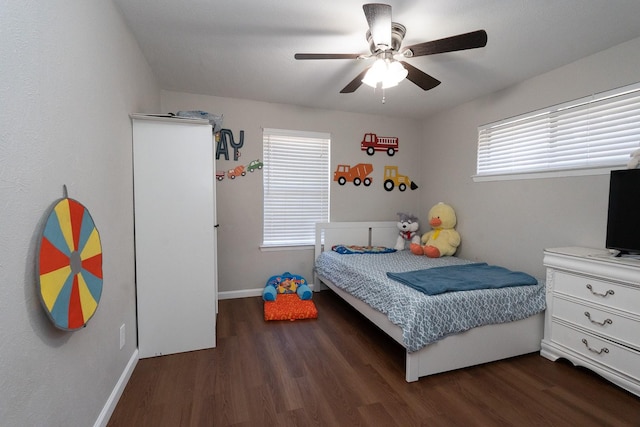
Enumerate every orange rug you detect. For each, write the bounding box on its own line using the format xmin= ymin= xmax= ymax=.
xmin=264 ymin=294 xmax=318 ymax=321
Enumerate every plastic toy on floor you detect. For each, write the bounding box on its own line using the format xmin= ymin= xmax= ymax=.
xmin=262 ymin=272 xmax=312 ymax=301
xmin=263 ymin=272 xmax=317 ymax=321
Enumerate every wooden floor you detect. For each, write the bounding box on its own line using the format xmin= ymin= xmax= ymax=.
xmin=108 ymin=291 xmax=640 ymax=427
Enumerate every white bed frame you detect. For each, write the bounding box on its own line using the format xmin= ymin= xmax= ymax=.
xmin=314 ymin=221 xmax=544 ymax=382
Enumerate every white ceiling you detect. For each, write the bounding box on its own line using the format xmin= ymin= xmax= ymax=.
xmin=114 ymin=0 xmax=640 ymax=120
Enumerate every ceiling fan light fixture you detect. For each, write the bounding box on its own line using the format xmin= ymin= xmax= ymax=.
xmin=361 ymin=74 xmax=379 ymax=89
xmin=362 ymin=58 xmax=407 ymax=89
xmin=362 ymin=58 xmax=387 ymax=88
xmin=388 ymin=60 xmax=408 ymax=80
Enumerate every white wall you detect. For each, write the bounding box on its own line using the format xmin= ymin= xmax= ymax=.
xmin=0 ymin=2 xmax=159 ymax=426
xmin=161 ymin=91 xmax=422 ymax=294
xmin=418 ymin=37 xmax=640 ymax=278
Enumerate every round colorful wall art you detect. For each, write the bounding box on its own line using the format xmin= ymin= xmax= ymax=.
xmin=37 ymin=196 xmax=103 ymax=331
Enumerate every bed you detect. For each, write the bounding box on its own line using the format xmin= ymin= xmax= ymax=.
xmin=313 ymin=221 xmax=546 ymax=382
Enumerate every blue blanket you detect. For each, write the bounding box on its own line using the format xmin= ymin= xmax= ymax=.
xmin=386 ymin=262 xmax=538 ymax=296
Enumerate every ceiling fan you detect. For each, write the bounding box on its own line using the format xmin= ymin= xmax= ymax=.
xmin=294 ymin=3 xmax=487 ymax=94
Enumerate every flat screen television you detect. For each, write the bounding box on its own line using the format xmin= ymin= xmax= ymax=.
xmin=606 ymin=168 xmax=640 ymax=256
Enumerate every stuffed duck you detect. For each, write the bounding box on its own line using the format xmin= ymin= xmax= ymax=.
xmin=410 ymin=202 xmax=461 ymax=258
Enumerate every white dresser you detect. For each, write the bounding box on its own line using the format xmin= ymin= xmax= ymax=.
xmin=541 ymin=247 xmax=640 ymax=396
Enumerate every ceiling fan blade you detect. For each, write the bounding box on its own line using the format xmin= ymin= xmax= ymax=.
xmin=340 ymin=67 xmax=371 ymax=93
xmin=402 ymin=30 xmax=488 ymax=58
xmin=295 ymin=53 xmax=362 ymax=60
xmin=399 ymin=61 xmax=441 ymax=91
xmin=363 ymin=3 xmax=392 ymax=50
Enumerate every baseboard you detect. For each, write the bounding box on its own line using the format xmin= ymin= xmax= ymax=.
xmin=219 ymin=283 xmax=319 ymax=300
xmin=219 ymin=288 xmax=262 ymax=300
xmin=93 ymin=349 xmax=139 ymax=427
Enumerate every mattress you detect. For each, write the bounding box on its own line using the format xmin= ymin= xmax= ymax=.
xmin=314 ymin=250 xmax=546 ymax=352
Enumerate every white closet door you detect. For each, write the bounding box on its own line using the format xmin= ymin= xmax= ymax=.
xmin=133 ymin=116 xmax=216 ymax=358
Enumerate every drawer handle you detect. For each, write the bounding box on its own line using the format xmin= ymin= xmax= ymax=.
xmin=584 ymin=312 xmax=613 ymax=326
xmin=581 ymin=338 xmax=609 ymax=355
xmin=586 ymin=284 xmax=614 ymax=297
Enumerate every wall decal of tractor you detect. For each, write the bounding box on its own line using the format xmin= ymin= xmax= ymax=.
xmin=383 ymin=166 xmax=418 ymax=191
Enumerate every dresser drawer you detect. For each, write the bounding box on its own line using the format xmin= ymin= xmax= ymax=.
xmin=552 ymin=297 xmax=640 ymax=350
xmin=550 ymin=321 xmax=640 ymax=381
xmin=552 ymin=271 xmax=640 ymax=314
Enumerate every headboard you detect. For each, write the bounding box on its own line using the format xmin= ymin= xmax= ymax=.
xmin=314 ymin=221 xmax=399 ymax=259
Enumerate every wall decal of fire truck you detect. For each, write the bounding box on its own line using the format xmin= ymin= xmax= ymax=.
xmin=333 ymin=163 xmax=373 ymax=186
xmin=360 ymin=133 xmax=398 ymax=156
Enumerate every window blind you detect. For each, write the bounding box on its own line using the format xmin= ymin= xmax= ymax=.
xmin=477 ymin=82 xmax=640 ymax=177
xmin=262 ymin=128 xmax=330 ymax=246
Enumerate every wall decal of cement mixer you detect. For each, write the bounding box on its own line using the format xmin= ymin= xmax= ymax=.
xmin=333 ymin=163 xmax=373 ymax=186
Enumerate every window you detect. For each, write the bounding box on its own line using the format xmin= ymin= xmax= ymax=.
xmin=476 ymin=82 xmax=640 ymax=180
xmin=262 ymin=128 xmax=330 ymax=247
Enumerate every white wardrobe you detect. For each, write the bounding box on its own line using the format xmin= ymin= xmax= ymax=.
xmin=131 ymin=114 xmax=218 ymax=358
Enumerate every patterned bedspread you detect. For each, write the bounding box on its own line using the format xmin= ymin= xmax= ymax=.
xmin=314 ymin=250 xmax=546 ymax=352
